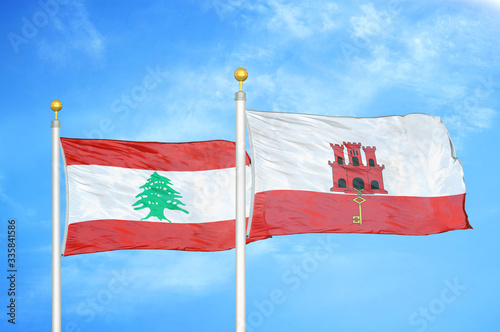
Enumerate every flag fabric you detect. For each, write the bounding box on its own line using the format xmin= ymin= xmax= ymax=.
xmin=245 ymin=110 xmax=471 ymax=238
xmin=61 ymin=138 xmax=268 ymax=256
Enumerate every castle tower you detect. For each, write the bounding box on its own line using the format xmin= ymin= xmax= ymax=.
xmin=363 ymin=146 xmax=378 ymax=167
xmin=344 ymin=142 xmax=362 ymax=166
xmin=329 ymin=144 xmax=348 ymax=191
xmin=330 ymin=143 xmax=345 ymax=165
xmin=362 ymin=146 xmax=387 ymax=193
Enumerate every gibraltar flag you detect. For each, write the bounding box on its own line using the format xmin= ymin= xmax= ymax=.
xmin=246 ymin=110 xmax=471 ymax=237
xmin=60 ymin=138 xmax=267 ymax=256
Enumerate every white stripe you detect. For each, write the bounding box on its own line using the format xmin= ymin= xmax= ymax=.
xmin=246 ymin=110 xmax=465 ymax=197
xmin=66 ymin=165 xmax=251 ymax=224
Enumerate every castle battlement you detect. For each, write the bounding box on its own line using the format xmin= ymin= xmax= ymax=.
xmin=330 ymin=143 xmax=344 ymax=151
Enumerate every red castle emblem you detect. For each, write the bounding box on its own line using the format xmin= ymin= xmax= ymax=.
xmin=329 ymin=142 xmax=388 ymax=195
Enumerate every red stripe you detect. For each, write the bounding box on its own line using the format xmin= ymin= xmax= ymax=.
xmin=60 ymin=138 xmax=251 ymax=171
xmin=63 ymin=218 xmax=269 ymax=256
xmin=250 ymin=191 xmax=471 ymax=237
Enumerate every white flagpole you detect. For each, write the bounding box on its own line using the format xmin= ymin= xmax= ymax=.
xmin=51 ymin=100 xmax=62 ymax=332
xmin=234 ymin=68 xmax=248 ymax=332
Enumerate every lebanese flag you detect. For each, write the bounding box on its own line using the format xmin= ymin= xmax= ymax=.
xmin=246 ymin=110 xmax=471 ymax=238
xmin=60 ymin=138 xmax=268 ymax=256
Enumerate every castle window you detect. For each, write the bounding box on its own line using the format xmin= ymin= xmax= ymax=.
xmin=352 ymin=156 xmax=359 ymax=166
xmin=338 ymin=178 xmax=347 ymax=188
xmin=369 ymin=158 xmax=375 ymax=167
xmin=371 ymin=180 xmax=379 ymax=190
xmin=353 ymin=178 xmax=364 ymax=190
xmin=337 ymin=156 xmax=343 ymax=165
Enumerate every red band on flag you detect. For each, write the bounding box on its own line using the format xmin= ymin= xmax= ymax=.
xmin=250 ymin=190 xmax=471 ymax=237
xmin=61 ymin=138 xmax=251 ymax=171
xmin=64 ymin=218 xmax=268 ymax=256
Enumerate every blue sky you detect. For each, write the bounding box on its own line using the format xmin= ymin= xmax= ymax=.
xmin=1 ymin=0 xmax=500 ymax=331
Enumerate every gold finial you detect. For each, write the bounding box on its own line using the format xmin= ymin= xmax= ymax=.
xmin=234 ymin=68 xmax=248 ymax=91
xmin=51 ymin=100 xmax=62 ymax=120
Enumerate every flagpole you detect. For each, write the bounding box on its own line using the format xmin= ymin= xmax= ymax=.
xmin=234 ymin=68 xmax=248 ymax=332
xmin=51 ymin=100 xmax=62 ymax=332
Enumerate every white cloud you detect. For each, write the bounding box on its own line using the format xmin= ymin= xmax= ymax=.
xmin=129 ymin=65 xmax=237 ymax=142
xmin=409 ymin=37 xmax=439 ymax=61
xmin=265 ymin=0 xmax=339 ymax=38
xmin=350 ymin=3 xmax=394 ymax=39
xmin=442 ymin=104 xmax=497 ymax=152
xmin=207 ymin=0 xmax=339 ymax=39
xmin=229 ymin=44 xmax=276 ymax=64
xmin=37 ymin=0 xmax=105 ymax=64
xmin=444 ymin=106 xmax=496 ymax=132
xmin=450 ymin=0 xmax=500 ymax=11
xmin=466 ymin=107 xmax=496 ymax=128
xmin=337 ymin=2 xmax=499 ymax=129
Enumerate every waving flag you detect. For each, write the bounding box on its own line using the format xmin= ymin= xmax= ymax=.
xmin=246 ymin=110 xmax=471 ymax=238
xmin=61 ymin=138 xmax=267 ymax=256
